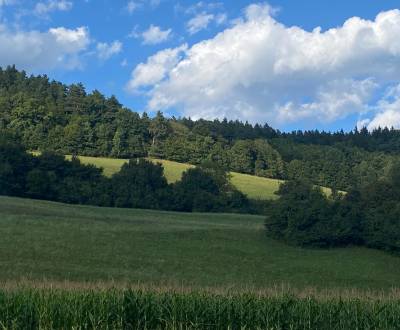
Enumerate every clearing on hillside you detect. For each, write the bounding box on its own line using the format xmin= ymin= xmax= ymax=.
xmin=71 ymin=155 xmax=286 ymax=200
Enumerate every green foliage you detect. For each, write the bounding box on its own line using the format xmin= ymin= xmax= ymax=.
xmin=229 ymin=139 xmax=284 ymax=178
xmin=170 ymin=161 xmax=249 ymax=212
xmin=0 ymin=288 xmax=400 ymax=329
xmin=0 ymin=137 xmax=251 ymax=213
xmin=0 ymin=133 xmax=32 ymax=196
xmin=7 ymin=65 xmax=400 ymax=191
xmin=111 ymin=158 xmax=170 ymax=209
xmin=266 ymin=180 xmax=352 ymax=247
xmin=70 ymin=155 xmax=287 ymax=200
xmin=357 ymin=162 xmax=400 ymax=252
xmin=267 ymin=162 xmax=400 ymax=253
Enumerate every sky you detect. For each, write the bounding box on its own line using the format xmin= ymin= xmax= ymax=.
xmin=1 ymin=1 xmax=400 ymax=132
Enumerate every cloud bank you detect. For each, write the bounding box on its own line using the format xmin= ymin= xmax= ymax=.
xmin=128 ymin=3 xmax=400 ymax=129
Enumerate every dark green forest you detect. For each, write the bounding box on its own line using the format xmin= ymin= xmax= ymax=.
xmin=2 ymin=66 xmax=400 ymax=191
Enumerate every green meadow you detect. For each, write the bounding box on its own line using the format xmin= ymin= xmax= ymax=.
xmin=1 ymin=196 xmax=399 ymax=291
xmin=70 ymin=155 xmax=285 ymax=200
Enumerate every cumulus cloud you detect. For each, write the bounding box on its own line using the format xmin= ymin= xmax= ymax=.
xmin=97 ymin=40 xmax=123 ymax=60
xmin=141 ymin=25 xmax=171 ymax=45
xmin=359 ymin=84 xmax=400 ymax=130
xmin=35 ymin=0 xmax=73 ymax=16
xmin=127 ymin=44 xmax=187 ymax=91
xmin=0 ymin=25 xmax=90 ymax=71
xmin=127 ymin=3 xmax=400 ymax=128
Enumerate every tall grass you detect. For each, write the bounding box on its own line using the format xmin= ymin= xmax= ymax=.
xmin=0 ymin=287 xmax=399 ymax=329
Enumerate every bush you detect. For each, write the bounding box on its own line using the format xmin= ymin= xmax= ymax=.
xmin=266 ymin=165 xmax=400 ymax=253
xmin=110 ymin=158 xmax=170 ymax=209
xmin=172 ymin=162 xmax=250 ymax=213
xmin=265 ymin=180 xmax=340 ymax=247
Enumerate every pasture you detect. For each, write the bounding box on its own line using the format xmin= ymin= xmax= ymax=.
xmin=1 ymin=196 xmax=399 ymax=291
xmin=73 ymin=155 xmax=285 ymax=200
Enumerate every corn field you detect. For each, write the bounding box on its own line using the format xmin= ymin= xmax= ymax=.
xmin=0 ymin=288 xmax=399 ymax=329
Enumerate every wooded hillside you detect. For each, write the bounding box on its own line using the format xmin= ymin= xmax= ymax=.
xmin=2 ymin=65 xmax=400 ymax=190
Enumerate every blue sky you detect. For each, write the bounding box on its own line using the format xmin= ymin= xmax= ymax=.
xmin=1 ymin=0 xmax=400 ymax=131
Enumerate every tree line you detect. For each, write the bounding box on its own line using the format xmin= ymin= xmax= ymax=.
xmin=2 ymin=66 xmax=400 ymax=191
xmin=0 ymin=134 xmax=252 ymax=214
xmin=265 ymin=165 xmax=400 ymax=253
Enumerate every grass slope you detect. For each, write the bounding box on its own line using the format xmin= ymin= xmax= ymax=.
xmin=72 ymin=155 xmax=284 ymax=200
xmin=1 ymin=196 xmax=399 ymax=291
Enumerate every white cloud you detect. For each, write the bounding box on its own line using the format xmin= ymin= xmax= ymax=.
xmin=97 ymin=40 xmax=123 ymax=60
xmin=277 ymin=79 xmax=377 ymax=123
xmin=127 ymin=44 xmax=187 ymax=91
xmin=0 ymin=25 xmax=90 ymax=71
xmin=184 ymin=1 xmax=228 ymax=34
xmin=187 ymin=12 xmax=214 ymax=34
xmin=35 ymin=0 xmax=73 ymax=16
xmin=141 ymin=25 xmax=171 ymax=45
xmin=367 ymin=108 xmax=400 ymax=130
xmin=359 ymin=84 xmax=400 ymax=130
xmin=181 ymin=1 xmax=224 ymax=15
xmin=127 ymin=4 xmax=400 ymax=128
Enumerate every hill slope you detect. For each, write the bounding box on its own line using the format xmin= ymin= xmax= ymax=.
xmin=71 ymin=155 xmax=333 ymax=200
xmin=1 ymin=196 xmax=399 ymax=290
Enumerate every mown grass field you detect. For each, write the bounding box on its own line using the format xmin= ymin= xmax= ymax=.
xmin=71 ymin=155 xmax=284 ymax=200
xmin=1 ymin=196 xmax=399 ymax=291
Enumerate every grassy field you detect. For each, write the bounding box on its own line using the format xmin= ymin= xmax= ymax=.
xmin=1 ymin=196 xmax=399 ymax=291
xmin=71 ymin=155 xmax=284 ymax=200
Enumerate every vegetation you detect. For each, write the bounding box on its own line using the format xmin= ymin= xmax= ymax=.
xmin=2 ymin=196 xmax=400 ymax=290
xmin=1 ymin=287 xmax=400 ymax=329
xmin=2 ymin=66 xmax=400 ymax=254
xmin=2 ymin=62 xmax=400 ymax=328
xmin=1 ymin=136 xmax=251 ymax=213
xmin=266 ymin=162 xmax=400 ymax=253
xmin=73 ymin=155 xmax=282 ymax=200
xmin=2 ymin=66 xmax=400 ymax=192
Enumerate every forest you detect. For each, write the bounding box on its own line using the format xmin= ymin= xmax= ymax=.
xmin=2 ymin=66 xmax=400 ymax=192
